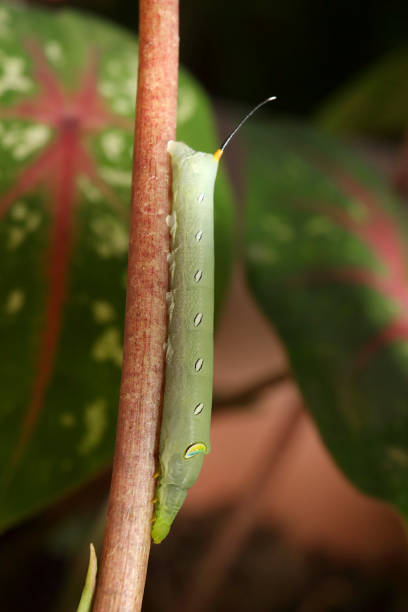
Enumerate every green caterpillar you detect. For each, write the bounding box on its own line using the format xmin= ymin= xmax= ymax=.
xmin=152 ymin=97 xmax=276 ymax=544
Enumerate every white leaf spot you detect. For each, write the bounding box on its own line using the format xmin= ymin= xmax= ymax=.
xmin=11 ymin=201 xmax=28 ymax=220
xmin=78 ymin=398 xmax=107 ymax=455
xmin=100 ymin=166 xmax=132 ymax=188
xmin=92 ymin=327 xmax=123 ymax=367
xmin=8 ymin=227 xmax=25 ymax=249
xmin=92 ymin=301 xmax=116 ymax=323
xmin=101 ymin=130 xmax=125 ymax=161
xmin=5 ymin=289 xmax=24 ymax=314
xmin=77 ymin=175 xmax=102 ymax=202
xmin=0 ymin=52 xmax=33 ymax=96
xmin=91 ymin=216 xmax=128 ymax=258
xmin=45 ymin=41 xmax=64 ymax=64
xmin=2 ymin=124 xmax=51 ymax=160
xmin=177 ymin=83 xmax=197 ymax=124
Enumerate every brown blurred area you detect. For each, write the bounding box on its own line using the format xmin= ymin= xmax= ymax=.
xmin=210 ymin=269 xmax=407 ymax=564
xmin=146 ymin=268 xmax=408 ymax=611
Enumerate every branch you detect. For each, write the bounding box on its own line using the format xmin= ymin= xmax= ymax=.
xmin=92 ymin=2 xmax=179 ymax=610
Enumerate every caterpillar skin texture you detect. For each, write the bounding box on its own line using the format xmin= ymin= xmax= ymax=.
xmin=151 ymin=141 xmax=219 ymax=544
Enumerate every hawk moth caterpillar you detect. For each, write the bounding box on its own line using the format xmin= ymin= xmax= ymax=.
xmin=151 ymin=97 xmax=276 ymax=544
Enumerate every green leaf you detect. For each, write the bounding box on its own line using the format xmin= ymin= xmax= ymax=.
xmin=315 ymin=47 xmax=408 ymax=137
xmin=76 ymin=543 xmax=97 ymax=612
xmin=245 ymin=121 xmax=408 ymax=518
xmin=0 ymin=4 xmax=234 ymax=532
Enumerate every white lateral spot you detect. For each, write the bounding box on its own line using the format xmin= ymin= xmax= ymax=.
xmin=169 ymin=211 xmax=177 ymax=239
xmin=194 ymin=402 xmax=204 ymax=415
xmin=166 ymin=214 xmax=175 ymax=228
xmin=193 ymin=313 xmax=203 ymax=327
xmin=197 ymin=193 xmax=204 ymax=204
xmin=195 ymin=358 xmax=203 ymax=372
xmin=166 ymin=211 xmax=177 ymax=242
xmin=194 ymin=269 xmax=203 ymax=282
xmin=169 ymin=259 xmax=176 ymax=281
xmin=167 ymin=295 xmax=175 ymax=322
xmin=166 ymin=340 xmax=174 ymax=363
xmin=195 ymin=230 xmax=203 ymax=242
xmin=5 ymin=289 xmax=24 ymax=314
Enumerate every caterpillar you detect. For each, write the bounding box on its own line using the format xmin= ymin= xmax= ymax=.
xmin=151 ymin=96 xmax=276 ymax=544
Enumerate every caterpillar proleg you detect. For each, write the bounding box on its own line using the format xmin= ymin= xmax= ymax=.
xmin=151 ymin=96 xmax=276 ymax=544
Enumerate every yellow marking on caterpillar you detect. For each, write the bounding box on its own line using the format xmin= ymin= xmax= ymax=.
xmin=213 ymin=148 xmax=223 ymax=161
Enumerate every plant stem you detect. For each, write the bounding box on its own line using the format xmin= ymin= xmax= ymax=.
xmin=92 ymin=2 xmax=179 ymax=610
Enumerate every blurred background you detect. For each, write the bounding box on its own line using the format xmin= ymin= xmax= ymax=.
xmin=29 ymin=0 xmax=408 ymax=119
xmin=1 ymin=0 xmax=408 ymax=610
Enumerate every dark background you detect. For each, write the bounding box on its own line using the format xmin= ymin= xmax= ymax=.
xmin=31 ymin=0 xmax=408 ymax=120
